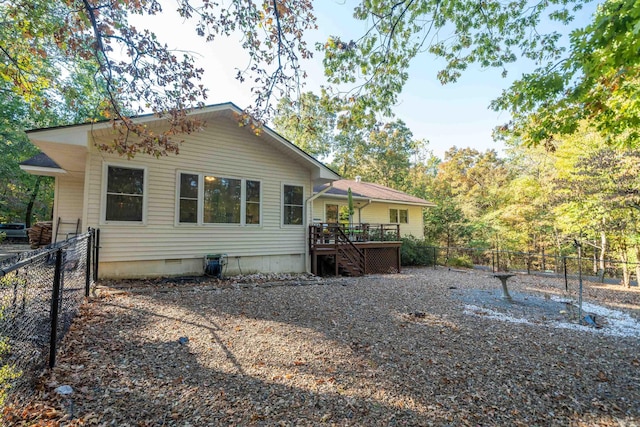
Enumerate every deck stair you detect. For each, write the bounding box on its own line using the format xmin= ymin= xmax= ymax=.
xmin=335 ymin=228 xmax=365 ymax=276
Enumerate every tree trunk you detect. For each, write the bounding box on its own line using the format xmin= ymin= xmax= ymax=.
xmin=599 ymin=230 xmax=607 ymax=282
xmin=635 ymin=245 xmax=640 ymax=288
xmin=620 ymin=250 xmax=630 ymax=288
xmin=24 ymin=176 xmax=42 ymax=228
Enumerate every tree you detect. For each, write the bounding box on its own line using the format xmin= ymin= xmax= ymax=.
xmin=423 ymin=179 xmax=472 ymax=251
xmin=272 ymin=92 xmax=336 ymax=158
xmin=0 ymin=93 xmax=54 ymax=225
xmin=317 ymin=0 xmax=640 ymax=150
xmin=1 ymin=0 xmax=316 ymax=157
xmin=5 ymin=0 xmax=636 ymax=159
xmin=492 ymin=0 xmax=640 ymax=148
xmin=354 ymin=120 xmax=424 ymax=190
xmin=0 ymin=62 xmax=105 ymax=225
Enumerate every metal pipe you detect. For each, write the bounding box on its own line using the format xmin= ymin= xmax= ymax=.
xmin=85 ymin=228 xmax=92 ymax=297
xmin=49 ymin=248 xmax=63 ymax=368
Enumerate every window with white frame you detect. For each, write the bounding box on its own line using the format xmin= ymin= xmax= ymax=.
xmin=283 ymin=184 xmax=304 ymax=225
xmin=204 ymin=176 xmax=241 ymax=224
xmin=105 ymin=165 xmax=145 ymax=222
xmin=179 ymin=173 xmax=199 ymax=223
xmin=389 ymin=208 xmax=408 ymax=224
xmin=177 ymin=172 xmax=261 ymax=225
xmin=245 ymin=180 xmax=261 ymax=224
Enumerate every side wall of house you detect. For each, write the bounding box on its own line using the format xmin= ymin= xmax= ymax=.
xmin=313 ymin=197 xmax=425 ymax=238
xmin=53 ymin=175 xmax=85 ymax=242
xmin=84 ymin=118 xmax=313 ymax=278
xmin=361 ymin=202 xmax=424 ymax=238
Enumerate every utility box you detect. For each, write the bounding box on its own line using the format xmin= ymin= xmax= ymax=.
xmin=204 ymin=254 xmax=227 ymax=278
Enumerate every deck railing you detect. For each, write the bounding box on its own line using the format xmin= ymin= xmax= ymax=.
xmin=309 ymin=223 xmax=400 ymax=247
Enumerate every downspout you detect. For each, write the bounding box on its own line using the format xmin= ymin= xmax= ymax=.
xmin=305 ymin=183 xmax=334 ymax=273
xmin=357 ymin=200 xmax=372 ymax=223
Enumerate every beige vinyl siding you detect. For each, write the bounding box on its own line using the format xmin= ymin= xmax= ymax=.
xmin=361 ymin=202 xmax=424 ymax=238
xmin=53 ymin=175 xmax=85 ymax=239
xmin=312 ymin=199 xmax=344 ymax=223
xmin=85 ymin=118 xmax=311 ymax=264
xmin=313 ymin=197 xmax=425 ymax=238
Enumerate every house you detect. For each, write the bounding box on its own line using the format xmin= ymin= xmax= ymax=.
xmin=308 ymin=178 xmax=434 ymax=276
xmin=20 ymin=103 xmax=340 ymax=278
xmin=313 ymin=177 xmax=434 ymax=238
xmin=20 ymin=102 xmax=435 ymax=278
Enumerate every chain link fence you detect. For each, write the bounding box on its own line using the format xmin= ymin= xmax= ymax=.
xmin=417 ymin=246 xmax=639 ymax=286
xmin=0 ymin=229 xmax=98 ymax=400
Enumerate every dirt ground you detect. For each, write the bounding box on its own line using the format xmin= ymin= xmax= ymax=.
xmin=4 ymin=268 xmax=640 ymax=426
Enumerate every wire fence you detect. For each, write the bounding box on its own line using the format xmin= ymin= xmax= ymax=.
xmin=407 ymin=246 xmax=639 ymax=286
xmin=0 ymin=229 xmax=98 ymax=399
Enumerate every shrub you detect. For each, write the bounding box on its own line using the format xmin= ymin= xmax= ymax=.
xmin=0 ymin=326 xmax=21 ymax=406
xmin=446 ymin=255 xmax=474 ymax=268
xmin=401 ymin=236 xmax=435 ymax=266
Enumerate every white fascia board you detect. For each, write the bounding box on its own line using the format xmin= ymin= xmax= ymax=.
xmin=315 ymin=193 xmax=370 ymax=202
xmin=19 ymin=165 xmax=67 ymax=176
xmin=369 ymin=198 xmax=436 ymax=207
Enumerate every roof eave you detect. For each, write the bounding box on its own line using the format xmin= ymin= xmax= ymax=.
xmin=25 ymin=102 xmax=341 ymax=183
xmin=20 ymin=165 xmax=67 ymax=177
xmin=369 ymin=198 xmax=435 ymax=207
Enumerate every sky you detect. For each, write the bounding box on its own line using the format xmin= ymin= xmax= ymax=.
xmin=132 ymin=0 xmax=597 ymax=160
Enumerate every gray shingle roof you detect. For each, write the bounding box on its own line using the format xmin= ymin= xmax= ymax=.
xmin=20 ymin=152 xmax=61 ymax=169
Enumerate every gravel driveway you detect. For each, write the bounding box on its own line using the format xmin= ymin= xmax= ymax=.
xmin=6 ymin=268 xmax=640 ymax=426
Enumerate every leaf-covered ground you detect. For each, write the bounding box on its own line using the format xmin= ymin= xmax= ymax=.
xmin=4 ymin=268 xmax=640 ymax=426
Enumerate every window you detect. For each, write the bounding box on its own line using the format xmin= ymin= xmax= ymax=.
xmin=177 ymin=172 xmax=261 ymax=225
xmin=204 ymin=176 xmax=241 ymax=224
xmin=283 ymin=185 xmax=303 ymax=225
xmin=245 ymin=180 xmax=261 ymax=225
xmin=105 ymin=166 xmax=145 ymax=222
xmin=326 ymin=204 xmax=338 ymax=223
xmin=179 ymin=173 xmax=199 ymax=223
xmin=399 ymin=209 xmax=408 ymax=224
xmin=390 ymin=208 xmax=408 ymax=224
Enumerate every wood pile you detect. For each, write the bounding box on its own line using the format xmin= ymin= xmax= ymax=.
xmin=28 ymin=221 xmax=53 ymax=248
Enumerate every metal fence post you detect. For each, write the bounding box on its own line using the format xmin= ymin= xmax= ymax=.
xmin=93 ymin=229 xmax=100 ymax=282
xmin=433 ymin=247 xmax=437 ymax=269
xmin=85 ymin=229 xmax=92 ymax=297
xmin=563 ymin=256 xmax=568 ymax=291
xmin=49 ymin=248 xmax=63 ymax=368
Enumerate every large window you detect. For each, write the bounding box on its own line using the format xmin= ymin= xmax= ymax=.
xmin=283 ymin=185 xmax=304 ymax=225
xmin=177 ymin=172 xmax=260 ymax=225
xmin=204 ymin=176 xmax=241 ymax=223
xmin=105 ymin=166 xmax=145 ymax=222
xmin=390 ymin=208 xmax=408 ymax=224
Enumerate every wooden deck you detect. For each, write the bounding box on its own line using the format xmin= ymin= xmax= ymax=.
xmin=309 ymin=224 xmax=402 ymax=276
